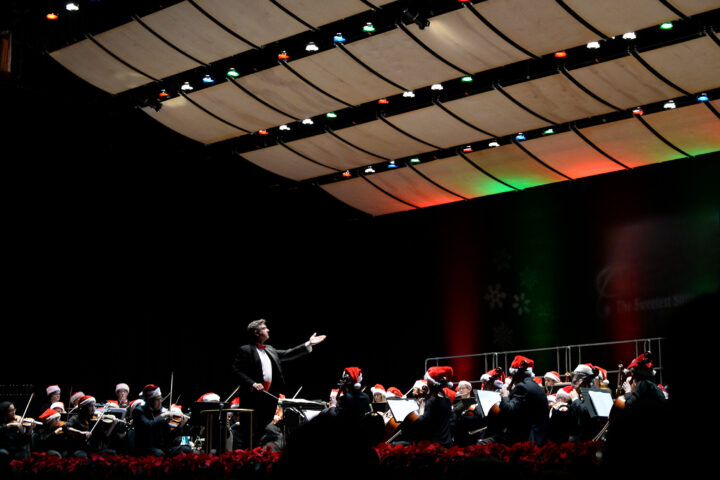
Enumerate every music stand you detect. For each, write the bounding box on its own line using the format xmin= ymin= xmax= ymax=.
xmin=198 ymin=406 xmax=254 ymax=454
xmin=371 ymin=402 xmax=389 ymax=413
xmin=579 ymin=388 xmax=613 ymax=418
xmin=473 ymin=390 xmax=501 ymax=418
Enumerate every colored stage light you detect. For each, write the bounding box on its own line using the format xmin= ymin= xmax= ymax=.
xmin=342 ymin=170 xmax=351 ymax=177
xmin=226 ymin=68 xmax=239 ymax=78
xmin=363 ymin=23 xmax=376 ymax=33
xmin=158 ymin=89 xmax=170 ymax=98
xmin=387 ymin=161 xmax=398 ymax=169
xmin=660 ymin=22 xmax=673 ymax=30
xmin=305 ymin=42 xmax=319 ymax=52
xmin=409 ymin=158 xmax=420 ymax=164
xmin=697 ymin=93 xmax=709 ymax=102
xmin=258 ymin=130 xmax=269 ymax=135
xmin=632 ymin=107 xmax=643 ymax=115
xmin=378 ymin=98 xmax=389 ymax=104
xmin=333 ymin=33 xmax=346 ymax=43
xmin=554 ymin=51 xmax=567 ymax=58
xmin=326 ymin=112 xmax=337 ymax=118
xmin=515 ymin=133 xmax=526 ymax=141
xmin=278 ymin=51 xmax=290 ymax=60
xmin=46 ymin=13 xmax=59 ymax=20
xmin=462 ymin=145 xmax=473 ymax=153
xmin=461 ymin=75 xmax=473 ymax=82
xmin=543 ymin=128 xmax=555 ymax=135
xmin=203 ymin=75 xmax=215 ymax=83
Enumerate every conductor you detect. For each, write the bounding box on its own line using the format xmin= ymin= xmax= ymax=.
xmin=232 ymin=319 xmax=326 ymax=444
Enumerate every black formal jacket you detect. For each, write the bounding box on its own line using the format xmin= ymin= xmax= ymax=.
xmin=232 ymin=343 xmax=309 ymax=396
xmin=499 ymin=377 xmax=549 ymax=445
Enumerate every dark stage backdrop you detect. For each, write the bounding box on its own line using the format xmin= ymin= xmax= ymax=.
xmin=2 ymin=52 xmax=719 ymax=410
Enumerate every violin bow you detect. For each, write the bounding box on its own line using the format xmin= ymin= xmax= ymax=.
xmin=224 ymin=386 xmax=240 ymax=404
xmin=168 ymin=371 xmax=174 ymax=410
xmin=19 ymin=392 xmax=34 ymax=425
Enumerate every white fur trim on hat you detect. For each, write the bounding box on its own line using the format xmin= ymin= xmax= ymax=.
xmin=544 ymin=372 xmax=562 ymax=383
xmin=141 ymin=387 xmax=161 ymax=400
xmin=46 ymin=385 xmax=61 ymax=396
xmin=573 ymin=364 xmax=594 ymax=376
xmin=115 ymin=383 xmax=130 ymax=393
xmin=50 ymin=402 xmax=65 ymax=412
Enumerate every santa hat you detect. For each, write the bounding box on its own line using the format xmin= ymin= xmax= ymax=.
xmin=198 ymin=393 xmax=221 ymax=402
xmin=140 ymin=384 xmax=162 ymax=400
xmin=544 ymin=371 xmax=561 ymax=383
xmin=443 ymin=387 xmax=457 ymax=403
xmin=70 ymin=392 xmax=84 ymax=405
xmin=547 ymin=394 xmax=557 ymax=404
xmin=343 ymin=367 xmax=363 ymax=390
xmin=39 ymin=408 xmax=61 ymax=423
xmin=573 ymin=364 xmax=594 ymax=377
xmin=481 ymin=368 xmax=506 ymax=388
xmin=509 ymin=356 xmax=534 ymax=376
xmin=128 ymin=399 xmax=144 ymax=416
xmin=457 ymin=380 xmax=472 ymax=391
xmin=170 ymin=404 xmax=183 ymax=415
xmin=78 ymin=395 xmax=96 ymax=407
xmin=625 ymin=353 xmax=655 ymax=376
xmin=50 ymin=402 xmax=65 ymax=413
xmin=425 ymin=366 xmax=454 ymax=387
xmin=370 ymin=384 xmax=386 ymax=396
xmin=412 ymin=379 xmax=428 ymax=391
xmin=46 ymin=385 xmax=61 ymax=396
xmin=556 ymin=385 xmax=573 ymax=401
xmin=658 ymin=384 xmax=669 ymax=399
xmin=595 ymin=366 xmax=610 ymax=385
xmin=386 ymin=387 xmax=403 ymax=398
xmin=115 ymin=383 xmax=130 ymax=393
xmin=106 ymin=400 xmax=120 ymax=407
xmin=230 ymin=397 xmax=240 ymax=408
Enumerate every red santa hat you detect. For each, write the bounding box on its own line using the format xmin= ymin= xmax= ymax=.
xmin=140 ymin=384 xmax=162 ymax=400
xmin=556 ymin=385 xmax=573 ymax=401
xmin=544 ymin=371 xmax=562 ymax=383
xmin=425 ymin=366 xmax=454 ymax=387
xmin=128 ymin=399 xmax=144 ymax=416
xmin=70 ymin=392 xmax=84 ymax=405
xmin=412 ymin=379 xmax=428 ymax=391
xmin=50 ymin=402 xmax=65 ymax=413
xmin=78 ymin=395 xmax=96 ymax=407
xmin=39 ymin=408 xmax=61 ymax=423
xmin=343 ymin=367 xmax=363 ymax=390
xmin=509 ymin=356 xmax=534 ymax=376
xmin=595 ymin=366 xmax=610 ymax=385
xmin=370 ymin=384 xmax=386 ymax=397
xmin=230 ymin=397 xmax=240 ymax=408
xmin=198 ymin=393 xmax=221 ymax=402
xmin=106 ymin=400 xmax=120 ymax=407
xmin=443 ymin=387 xmax=457 ymax=403
xmin=658 ymin=384 xmax=669 ymax=399
xmin=573 ymin=363 xmax=595 ymax=377
xmin=115 ymin=383 xmax=130 ymax=393
xmin=386 ymin=387 xmax=403 ymax=398
xmin=481 ymin=367 xmax=506 ymax=388
xmin=46 ymin=385 xmax=61 ymax=396
xmin=625 ymin=353 xmax=654 ymax=374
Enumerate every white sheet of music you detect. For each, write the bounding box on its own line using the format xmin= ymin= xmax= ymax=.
xmin=588 ymin=390 xmax=613 ymax=417
xmin=476 ymin=391 xmax=501 ymax=417
xmin=387 ymin=398 xmax=419 ymax=421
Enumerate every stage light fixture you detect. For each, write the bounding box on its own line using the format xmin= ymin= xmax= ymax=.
xmin=305 ymin=42 xmax=319 ymax=52
xmin=663 ymin=100 xmax=676 ymax=109
xmin=364 ymin=166 xmax=375 ymax=174
xmin=430 ymin=83 xmax=443 ymax=91
xmin=402 ymin=8 xmax=429 ymax=30
xmin=515 ymin=133 xmax=526 ymax=141
xmin=554 ymin=51 xmax=567 ymax=58
xmin=543 ymin=128 xmax=555 ymax=135
xmin=333 ymin=33 xmax=346 ymax=43
xmin=65 ymin=2 xmax=79 ymax=11
xmin=697 ymin=93 xmax=709 ymax=102
xmin=378 ymin=98 xmax=389 ymax=104
xmin=632 ymin=107 xmax=644 ymax=115
xmin=388 ymin=161 xmax=398 ymax=169
xmin=326 ymin=112 xmax=337 ymax=118
xmin=202 ymin=74 xmax=215 ymax=83
xmin=258 ymin=129 xmax=269 ymax=135
xmin=461 ymin=76 xmax=473 ymax=82
xmin=302 ymin=118 xmax=314 ymax=125
xmin=363 ymin=23 xmax=376 ymax=33
xmin=410 ymin=158 xmax=421 ymax=164
xmin=279 ymin=125 xmax=291 ymax=131
xmin=660 ymin=22 xmax=673 ymax=30
xmin=342 ymin=170 xmax=352 ymax=177
xmin=158 ymin=89 xmax=170 ymax=98
xmin=488 ymin=141 xmax=500 ymax=148
xmin=226 ymin=68 xmax=239 ymax=78
xmin=403 ymin=91 xmax=415 ymax=98
xmin=180 ymin=82 xmax=193 ymax=91
xmin=46 ymin=13 xmax=59 ymax=20
xmin=622 ymin=32 xmax=637 ymax=40
xmin=462 ymin=145 xmax=473 ymax=153
xmin=278 ymin=51 xmax=290 ymax=60
xmin=586 ymin=41 xmax=600 ymax=49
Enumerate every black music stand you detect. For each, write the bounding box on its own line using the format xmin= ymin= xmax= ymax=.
xmin=579 ymin=388 xmax=614 ymax=418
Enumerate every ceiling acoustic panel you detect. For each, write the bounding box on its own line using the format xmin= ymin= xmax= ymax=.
xmin=414 ymin=156 xmax=515 ymax=198
xmin=240 ymin=144 xmax=336 ymax=181
xmin=638 ymin=36 xmax=720 ymax=95
xmin=563 ymin=0 xmax=677 ymax=38
xmin=139 ymin=1 xmax=251 ymax=64
xmin=406 ymin=8 xmax=530 ymax=74
xmin=344 ymin=29 xmax=462 ymax=91
xmin=332 ymin=120 xmax=437 ymax=159
xmin=578 ymin=118 xmax=685 ymax=168
xmin=569 ymin=56 xmax=682 ymax=109
xmin=193 ymin=0 xmax=306 ymax=46
xmin=321 ymin=178 xmax=416 ymax=216
xmin=384 ymin=106 xmax=490 ymax=148
xmin=289 ymin=49 xmax=402 ymax=106
xmin=141 ymin=96 xmax=243 ymax=144
xmin=285 ymin=133 xmax=385 ymax=170
xmin=184 ymin=82 xmax=294 ymax=132
xmin=365 ymin=168 xmax=463 ymax=208
xmin=642 ymin=103 xmax=720 ymax=157
xmin=520 ymin=131 xmax=625 ymax=179
xmin=464 ymin=145 xmax=567 ymax=189
xmin=276 ymin=0 xmax=371 ymax=28
xmin=502 ymin=74 xmax=615 ymax=124
xmin=441 ymin=90 xmax=548 ymax=137
xmin=93 ymin=21 xmax=201 ymax=80
xmin=666 ymin=0 xmax=720 ymax=16
xmin=236 ymin=66 xmax=345 ymax=119
xmin=49 ymin=40 xmax=153 ymax=94
xmin=475 ymin=0 xmax=598 ymax=56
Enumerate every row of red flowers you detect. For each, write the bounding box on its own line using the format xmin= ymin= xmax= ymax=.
xmin=9 ymin=442 xmax=601 ymax=477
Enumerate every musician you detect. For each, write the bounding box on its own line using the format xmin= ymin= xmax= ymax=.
xmin=386 ymin=387 xmax=404 ymax=399
xmin=31 ymin=409 xmax=66 ymax=456
xmin=63 ymin=395 xmax=97 ymax=456
xmin=69 ymin=392 xmax=84 ymax=409
xmin=497 ymin=355 xmax=548 ymax=445
xmin=543 ymin=371 xmax=562 ymax=393
xmin=0 ymin=401 xmax=32 ymax=460
xmin=370 ymin=384 xmax=387 ymax=403
xmin=403 ymin=366 xmax=455 ymax=448
xmin=546 ymin=386 xmax=574 ymax=444
xmin=567 ymin=363 xmax=605 ymax=441
xmin=232 ymin=319 xmax=326 ymax=441
xmin=480 ymin=367 xmax=506 ymax=391
xmin=36 ymin=385 xmax=62 ymax=416
xmin=452 ymin=381 xmax=482 ymax=446
xmin=132 ymin=384 xmax=190 ymax=457
xmin=408 ymin=380 xmax=429 ymax=415
xmin=115 ymin=383 xmax=130 ymax=408
xmin=327 ymin=367 xmax=371 ymax=422
xmin=456 ymin=381 xmax=473 ymax=399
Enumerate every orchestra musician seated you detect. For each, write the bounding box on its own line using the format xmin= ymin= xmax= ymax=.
xmin=496 ymin=355 xmax=548 ymax=445
xmin=402 ymin=366 xmax=455 ymax=448
xmin=0 ymin=401 xmax=33 ymax=461
xmin=31 ymin=409 xmax=66 ymax=457
xmin=114 ymin=383 xmax=130 ymax=408
xmin=370 ymin=384 xmax=387 ymax=404
xmin=132 ymin=385 xmax=191 ymax=457
xmin=326 ymin=367 xmax=371 ymax=422
xmin=63 ymin=395 xmax=101 ymax=457
xmin=566 ymin=363 xmax=606 ymax=441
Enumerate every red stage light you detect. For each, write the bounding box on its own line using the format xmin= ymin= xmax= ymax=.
xmin=554 ymin=51 xmax=567 ymax=58
xmin=258 ymin=130 xmax=269 ymax=135
xmin=46 ymin=13 xmax=59 ymax=20
xmin=378 ymin=98 xmax=389 ymax=105
xmin=632 ymin=107 xmax=643 ymax=116
xmin=278 ymin=51 xmax=290 ymax=60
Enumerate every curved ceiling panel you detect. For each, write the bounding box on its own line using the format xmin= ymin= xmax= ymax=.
xmin=193 ymin=0 xmax=306 ymax=46
xmin=414 ymin=156 xmax=515 ymax=198
xmin=405 ymin=7 xmax=530 ymax=74
xmin=236 ymin=66 xmax=345 ymax=119
xmin=184 ymin=82 xmax=294 ymax=132
xmin=141 ymin=96 xmax=244 ymax=144
xmin=332 ymin=120 xmax=437 ymax=159
xmin=240 ymin=144 xmax=336 ymax=181
xmin=93 ymin=21 xmax=202 ymax=80
xmin=384 ymin=106 xmax=490 ymax=148
xmin=638 ymin=36 xmax=720 ymax=95
xmin=464 ymin=144 xmax=567 ymax=189
xmin=344 ymin=29 xmax=463 ymax=91
xmin=643 ymin=103 xmax=720 ymax=156
xmin=140 ymin=1 xmax=251 ymax=64
xmin=365 ymin=168 xmax=463 ymax=208
xmin=289 ymin=48 xmax=402 ymax=106
xmin=520 ymin=131 xmax=625 ymax=179
xmin=49 ymin=39 xmax=153 ymax=94
xmin=276 ymin=0 xmax=371 ymax=28
xmin=502 ymin=74 xmax=615 ymax=124
xmin=321 ymin=177 xmax=416 ymax=216
xmin=568 ymin=56 xmax=682 ymax=109
xmin=475 ymin=0 xmax=598 ymax=56
xmin=285 ymin=133 xmax=385 ymax=170
xmin=563 ymin=0 xmax=677 ymax=37
xmin=666 ymin=0 xmax=720 ymax=16
xmin=441 ymin=91 xmax=548 ymax=138
xmin=578 ymin=118 xmax=684 ymax=168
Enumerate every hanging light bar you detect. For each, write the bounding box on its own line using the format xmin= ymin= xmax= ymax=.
xmin=305 ymin=42 xmax=319 ymax=52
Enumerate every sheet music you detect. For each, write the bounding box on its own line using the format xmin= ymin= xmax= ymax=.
xmin=588 ymin=390 xmax=613 ymax=417
xmin=475 ymin=391 xmax=501 ymax=417
xmin=387 ymin=398 xmax=419 ymax=421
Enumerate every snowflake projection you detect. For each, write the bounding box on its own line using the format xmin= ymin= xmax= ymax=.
xmin=512 ymin=292 xmax=531 ymax=316
xmin=492 ymin=322 xmax=514 ymax=350
xmin=484 ymin=283 xmax=507 ymax=309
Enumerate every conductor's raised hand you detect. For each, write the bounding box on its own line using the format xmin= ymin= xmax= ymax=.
xmin=308 ymin=332 xmax=327 ymax=346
